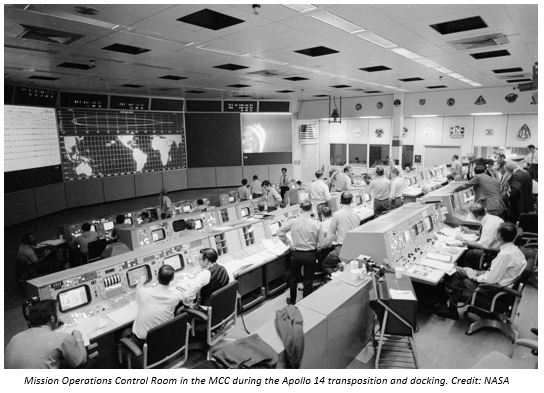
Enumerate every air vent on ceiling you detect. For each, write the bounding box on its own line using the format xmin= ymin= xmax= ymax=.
xmin=17 ymin=24 xmax=84 ymax=45
xmin=496 ymin=74 xmax=531 ymax=80
xmin=448 ymin=33 xmax=509 ymax=51
xmin=299 ymin=124 xmax=319 ymax=141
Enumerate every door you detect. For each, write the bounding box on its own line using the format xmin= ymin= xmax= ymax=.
xmin=301 ymin=143 xmax=318 ymax=182
xmin=424 ymin=146 xmax=461 ymax=167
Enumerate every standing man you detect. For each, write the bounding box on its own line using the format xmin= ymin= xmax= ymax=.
xmin=276 ymin=201 xmax=321 ymax=304
xmin=250 ymin=175 xmax=263 ymax=199
xmin=450 ymin=155 xmax=463 ymax=181
xmin=321 ymin=192 xmax=361 ymax=275
xmin=389 ymin=167 xmax=405 ymax=209
xmin=334 ymin=166 xmax=353 ymax=192
xmin=159 ymin=188 xmax=173 ymax=219
xmin=504 ymin=161 xmax=533 ymax=223
xmin=525 ymin=144 xmax=538 ymax=181
xmin=279 ymin=168 xmax=291 ymax=201
xmin=5 ymin=299 xmax=87 ymax=368
xmin=72 ymin=222 xmax=101 ymax=255
xmin=454 ymin=166 xmax=506 ymax=217
xmin=369 ymin=167 xmax=391 ymax=217
xmin=309 ymin=170 xmax=331 ymax=220
xmin=466 ymin=153 xmax=476 ymax=180
xmin=261 ymin=180 xmax=282 ymax=211
xmin=237 ymin=179 xmax=252 ymax=201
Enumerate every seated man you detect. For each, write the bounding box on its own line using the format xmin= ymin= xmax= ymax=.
xmin=455 ymin=203 xmax=503 ymax=269
xmin=18 ymin=233 xmax=57 ymax=276
xmin=237 ymin=179 xmax=252 ymax=201
xmin=72 ymin=223 xmax=100 ymax=255
xmin=130 ymin=264 xmax=184 ymax=348
xmin=5 ymin=299 xmax=87 ymax=368
xmin=178 ymin=248 xmax=232 ymax=308
xmin=190 ymin=199 xmax=207 ymax=213
xmin=434 ymin=222 xmax=527 ymax=320
xmin=111 ymin=215 xmax=131 ymax=240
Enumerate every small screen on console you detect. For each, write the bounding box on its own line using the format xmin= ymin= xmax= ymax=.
xmin=404 ymin=230 xmax=411 ymax=242
xmin=127 ymin=265 xmax=151 ymax=288
xmin=103 ymin=221 xmax=114 ymax=231
xmin=194 ymin=219 xmax=203 ymax=230
xmin=58 ymin=285 xmax=91 ymax=313
xmin=229 ymin=196 xmax=235 ymax=203
xmin=163 ymin=254 xmax=184 ymax=271
xmin=152 ymin=228 xmax=166 ymax=241
xmin=183 ymin=205 xmax=191 ymax=213
xmin=89 ymin=224 xmax=97 ymax=232
xmin=240 ymin=207 xmax=250 ymax=218
xmin=124 ymin=217 xmax=133 ymax=225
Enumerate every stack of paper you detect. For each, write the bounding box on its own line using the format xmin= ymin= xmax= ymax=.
xmin=106 ymin=301 xmax=137 ymax=326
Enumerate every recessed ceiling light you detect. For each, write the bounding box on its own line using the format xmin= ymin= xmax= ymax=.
xmin=470 ymin=112 xmax=503 ymax=116
xmin=412 ymin=114 xmax=438 ymax=118
xmin=281 ymin=4 xmax=317 ymax=13
xmin=391 ymin=47 xmax=421 ymax=59
xmin=310 ymin=12 xmax=365 ymax=34
xmin=357 ymin=32 xmax=396 ymax=48
xmin=413 ymin=58 xmax=439 ymax=68
xmin=448 ymin=73 xmax=465 ymax=79
xmin=433 ymin=66 xmax=453 ymax=74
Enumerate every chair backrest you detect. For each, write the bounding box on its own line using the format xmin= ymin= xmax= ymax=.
xmin=87 ymin=239 xmax=108 ymax=261
xmin=514 ymin=246 xmax=537 ymax=291
xmin=518 ymin=213 xmax=538 ymax=234
xmin=207 ymin=280 xmax=238 ymax=343
xmin=144 ymin=312 xmax=190 ymax=368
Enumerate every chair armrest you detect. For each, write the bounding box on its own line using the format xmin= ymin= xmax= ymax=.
xmin=514 ymin=339 xmax=538 ymax=351
xmin=184 ymin=308 xmax=209 ymax=322
xmin=119 ymin=337 xmax=143 ymax=358
xmin=476 ymin=284 xmax=521 ymax=297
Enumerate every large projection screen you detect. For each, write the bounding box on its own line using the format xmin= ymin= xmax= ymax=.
xmin=4 ymin=105 xmax=61 ymax=172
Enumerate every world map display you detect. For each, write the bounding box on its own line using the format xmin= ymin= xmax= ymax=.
xmin=57 ymin=109 xmax=185 ymax=180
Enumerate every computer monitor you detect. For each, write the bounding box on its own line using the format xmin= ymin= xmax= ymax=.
xmin=126 ymin=265 xmax=152 ymax=288
xmin=172 ymin=219 xmax=186 ymax=232
xmin=163 ymin=254 xmax=184 ymax=271
xmin=182 ymin=205 xmax=191 ymax=213
xmin=57 ymin=285 xmax=91 ymax=313
xmin=103 ymin=221 xmax=114 ymax=231
xmin=240 ymin=206 xmax=250 ymax=218
xmin=151 ymin=228 xmax=166 ymax=241
xmin=124 ymin=217 xmax=133 ymax=225
xmin=89 ymin=224 xmax=97 ymax=232
xmin=228 ymin=196 xmax=235 ymax=203
xmin=194 ymin=219 xmax=203 ymax=230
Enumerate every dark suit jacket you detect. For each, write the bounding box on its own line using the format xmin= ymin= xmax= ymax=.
xmin=454 ymin=173 xmax=505 ymax=212
xmin=509 ymin=169 xmax=533 ymax=216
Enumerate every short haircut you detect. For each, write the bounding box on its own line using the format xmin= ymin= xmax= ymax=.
xmin=498 ymin=153 xmax=506 ymax=159
xmin=343 ymin=166 xmax=351 ymax=173
xmin=241 ymin=178 xmax=248 ymax=185
xmin=116 ymin=214 xmax=126 ymax=224
xmin=315 ymin=171 xmax=323 ymax=179
xmin=375 ymin=167 xmax=384 ymax=176
xmin=446 ymin=173 xmax=454 ymax=181
xmin=340 ymin=191 xmax=353 ymax=205
xmin=160 ymin=188 xmax=167 ymax=195
xmin=453 ymin=154 xmax=459 ymax=159
xmin=140 ymin=211 xmax=149 ymax=218
xmin=469 ymin=203 xmax=486 ymax=217
xmin=300 ymin=201 xmax=312 ymax=212
xmin=528 ymin=144 xmax=535 ymax=149
xmin=200 ymin=248 xmax=218 ymax=263
xmin=261 ymin=180 xmax=271 ymax=187
xmin=498 ymin=222 xmax=517 ymax=243
xmin=322 ymin=206 xmax=332 ymax=218
xmin=296 ymin=180 xmax=302 ymax=186
xmin=486 ymin=158 xmax=494 ymax=166
xmin=474 ymin=165 xmax=485 ymax=174
xmin=391 ymin=167 xmax=400 ymax=176
xmin=253 ymin=175 xmax=258 ymax=180
xmin=158 ymin=264 xmax=175 ymax=285
xmin=197 ymin=199 xmax=204 ymax=205
xmin=28 ymin=299 xmax=57 ymax=327
xmin=81 ymin=222 xmax=91 ymax=232
xmin=281 ymin=167 xmax=287 ymax=172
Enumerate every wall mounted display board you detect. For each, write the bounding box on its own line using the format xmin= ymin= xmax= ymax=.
xmin=224 ymin=101 xmax=257 ymax=112
xmin=259 ymin=101 xmax=290 ymax=112
xmin=60 ymin=92 xmax=108 ymax=108
xmin=57 ymin=108 xmax=186 ymax=180
xmin=150 ymin=98 xmax=184 ymax=112
xmin=14 ymin=86 xmax=57 ymax=107
xmin=109 ymin=95 xmax=149 ymax=110
xmin=186 ymin=100 xmax=222 ymax=112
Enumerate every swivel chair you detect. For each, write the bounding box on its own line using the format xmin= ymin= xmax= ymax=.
xmin=185 ymin=280 xmax=238 ymax=359
xmin=87 ymin=239 xmax=108 ymax=263
xmin=118 ymin=312 xmax=191 ymax=369
xmin=517 ymin=213 xmax=538 ymax=246
xmin=464 ymin=245 xmax=537 ymax=342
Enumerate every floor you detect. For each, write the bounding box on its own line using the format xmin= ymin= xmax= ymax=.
xmin=3 ymin=188 xmax=538 ymax=368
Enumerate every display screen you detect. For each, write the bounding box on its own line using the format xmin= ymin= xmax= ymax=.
xmin=194 ymin=219 xmax=203 ymax=230
xmin=269 ymin=222 xmax=281 ymax=235
xmin=127 ymin=265 xmax=151 ymax=288
xmin=355 ymin=195 xmax=363 ymax=205
xmin=172 ymin=219 xmax=186 ymax=232
xmin=183 ymin=205 xmax=191 ymax=213
xmin=152 ymin=228 xmax=166 ymax=241
xmin=228 ymin=196 xmax=236 ymax=203
xmin=424 ymin=216 xmax=433 ymax=232
xmin=404 ymin=230 xmax=411 ymax=242
xmin=362 ymin=193 xmax=371 ymax=202
xmin=4 ymin=106 xmax=61 ymax=172
xmin=240 ymin=207 xmax=250 ymax=218
xmin=124 ymin=217 xmax=133 ymax=225
xmin=163 ymin=254 xmax=184 ymax=271
xmin=89 ymin=224 xmax=97 ymax=232
xmin=241 ymin=113 xmax=292 ymax=153
xmin=58 ymin=285 xmax=91 ymax=313
xmin=103 ymin=221 xmax=114 ymax=231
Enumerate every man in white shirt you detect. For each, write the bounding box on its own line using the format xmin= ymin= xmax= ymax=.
xmin=525 ymin=144 xmax=538 ymax=181
xmin=159 ymin=188 xmax=173 ymax=219
xmin=434 ymin=222 xmax=526 ymax=320
xmin=237 ymin=179 xmax=252 ymax=201
xmin=260 ymin=180 xmax=282 ymax=211
xmin=450 ymin=155 xmax=463 ymax=181
xmin=456 ymin=203 xmax=504 ymax=270
xmin=279 ymin=168 xmax=291 ymax=201
xmin=309 ymin=170 xmax=331 ymax=220
xmin=389 ymin=167 xmax=404 ymax=209
xmin=130 ymin=264 xmax=184 ymax=347
xmin=334 ymin=166 xmax=353 ymax=192
xmin=321 ymin=192 xmax=361 ymax=275
xmin=250 ymin=175 xmax=263 ymax=199
xmin=369 ymin=167 xmax=391 ymax=216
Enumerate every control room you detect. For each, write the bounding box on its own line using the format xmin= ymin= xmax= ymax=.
xmin=3 ymin=3 xmax=539 ymax=370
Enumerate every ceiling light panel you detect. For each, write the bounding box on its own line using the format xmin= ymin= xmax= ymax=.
xmin=357 ymin=32 xmax=397 ymax=48
xmin=281 ymin=4 xmax=318 ymax=13
xmin=413 ymin=58 xmax=439 ymax=68
xmin=390 ymin=47 xmax=421 ymax=59
xmin=310 ymin=12 xmax=365 ymax=34
xmin=433 ymin=66 xmax=453 ymax=74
